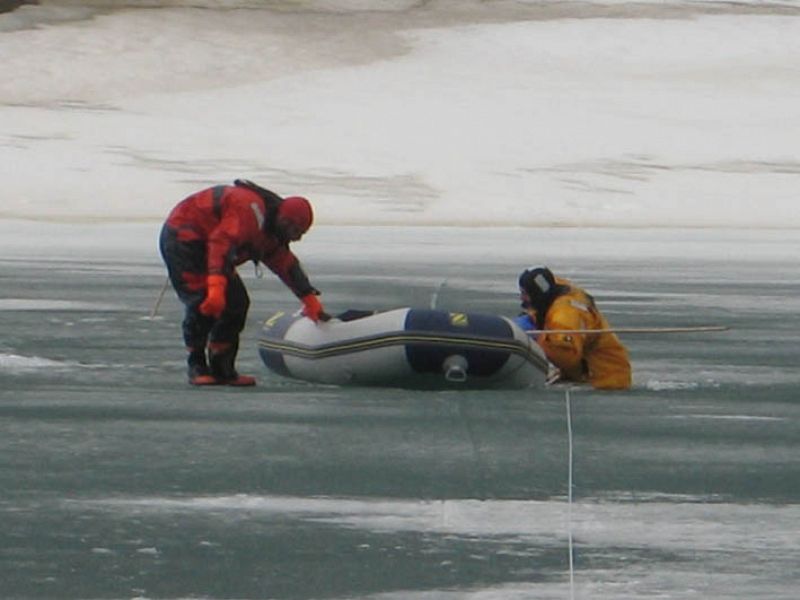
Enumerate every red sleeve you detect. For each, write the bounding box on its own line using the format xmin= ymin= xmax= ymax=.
xmin=263 ymin=245 xmax=315 ymax=298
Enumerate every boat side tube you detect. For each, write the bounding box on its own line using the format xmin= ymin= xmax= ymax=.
xmin=258 ymin=308 xmax=548 ymax=389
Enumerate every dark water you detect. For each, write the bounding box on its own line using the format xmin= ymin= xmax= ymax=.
xmin=1 ymin=224 xmax=799 ymax=599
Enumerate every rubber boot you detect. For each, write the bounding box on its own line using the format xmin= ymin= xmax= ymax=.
xmin=187 ymin=347 xmax=218 ymax=386
xmin=208 ymin=341 xmax=256 ymax=386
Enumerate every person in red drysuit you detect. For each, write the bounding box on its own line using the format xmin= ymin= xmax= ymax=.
xmin=159 ymin=179 xmax=329 ymax=386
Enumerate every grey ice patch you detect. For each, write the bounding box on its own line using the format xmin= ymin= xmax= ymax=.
xmin=106 ymin=150 xmax=438 ymax=213
xmin=0 ymin=352 xmax=70 ymax=373
xmin=526 ymin=154 xmax=800 ymax=187
xmin=241 ymin=167 xmax=439 ymax=215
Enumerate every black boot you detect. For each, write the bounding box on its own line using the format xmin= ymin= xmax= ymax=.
xmin=187 ymin=347 xmax=217 ymax=386
xmin=208 ymin=341 xmax=256 ymax=386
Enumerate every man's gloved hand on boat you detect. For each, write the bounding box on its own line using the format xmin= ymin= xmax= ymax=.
xmin=301 ymin=292 xmax=331 ymax=322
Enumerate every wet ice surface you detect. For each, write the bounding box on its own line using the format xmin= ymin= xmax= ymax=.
xmin=1 ymin=222 xmax=799 ymax=598
xmin=2 ymin=0 xmax=799 ymax=595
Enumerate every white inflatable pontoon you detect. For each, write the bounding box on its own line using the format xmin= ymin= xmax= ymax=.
xmin=258 ymin=307 xmax=549 ymax=389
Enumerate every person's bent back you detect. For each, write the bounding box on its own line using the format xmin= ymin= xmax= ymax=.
xmin=518 ymin=266 xmax=632 ymax=390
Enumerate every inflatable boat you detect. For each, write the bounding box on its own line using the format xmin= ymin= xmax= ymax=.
xmin=258 ymin=307 xmax=550 ymax=389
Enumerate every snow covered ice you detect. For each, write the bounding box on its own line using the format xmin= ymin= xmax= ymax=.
xmin=1 ymin=0 xmax=799 ymax=228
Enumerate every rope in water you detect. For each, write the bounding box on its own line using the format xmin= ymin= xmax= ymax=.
xmin=565 ymin=387 xmax=575 ymax=600
xmin=429 ymin=279 xmax=448 ymax=310
xmin=528 ymin=325 xmax=728 ymax=335
xmin=148 ymin=277 xmax=170 ymax=319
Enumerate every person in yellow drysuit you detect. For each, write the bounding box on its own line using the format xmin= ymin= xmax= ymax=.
xmin=518 ymin=266 xmax=632 ymax=390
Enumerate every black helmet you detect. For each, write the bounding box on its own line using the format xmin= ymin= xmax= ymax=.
xmin=518 ymin=266 xmax=559 ymax=317
xmin=519 ymin=266 xmax=556 ymax=299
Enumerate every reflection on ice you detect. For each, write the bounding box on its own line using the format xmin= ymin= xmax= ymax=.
xmin=666 ymin=414 xmax=785 ymax=421
xmin=0 ymin=351 xmax=115 ymax=374
xmin=636 ymin=359 xmax=800 ymax=388
xmin=0 ymin=299 xmax=120 ymax=311
xmin=72 ymin=493 xmax=800 ymax=553
xmin=644 ymin=380 xmax=703 ymax=391
xmin=0 ymin=352 xmax=72 ymax=372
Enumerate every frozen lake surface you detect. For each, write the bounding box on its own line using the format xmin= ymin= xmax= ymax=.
xmin=2 ymin=222 xmax=799 ymax=599
xmin=2 ymin=0 xmax=799 ymax=596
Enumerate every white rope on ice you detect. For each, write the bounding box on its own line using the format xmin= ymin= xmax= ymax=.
xmin=148 ymin=277 xmax=170 ymax=319
xmin=566 ymin=387 xmax=575 ymax=600
xmin=429 ymin=278 xmax=448 ymax=310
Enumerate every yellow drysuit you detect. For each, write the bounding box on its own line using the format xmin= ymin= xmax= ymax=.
xmin=529 ymin=280 xmax=632 ymax=390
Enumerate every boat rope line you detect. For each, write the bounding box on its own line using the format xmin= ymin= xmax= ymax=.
xmin=148 ymin=277 xmax=170 ymax=319
xmin=565 ymin=387 xmax=575 ymax=600
xmin=258 ymin=331 xmax=550 ymax=371
xmin=526 ymin=325 xmax=728 ymax=335
xmin=430 ymin=279 xmax=448 ymax=310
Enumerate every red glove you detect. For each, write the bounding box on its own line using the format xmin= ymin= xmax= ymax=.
xmin=199 ymin=274 xmax=227 ymax=318
xmin=301 ymin=293 xmax=330 ymax=322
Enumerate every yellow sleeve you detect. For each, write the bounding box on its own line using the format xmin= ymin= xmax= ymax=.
xmin=539 ymin=302 xmax=586 ymax=375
